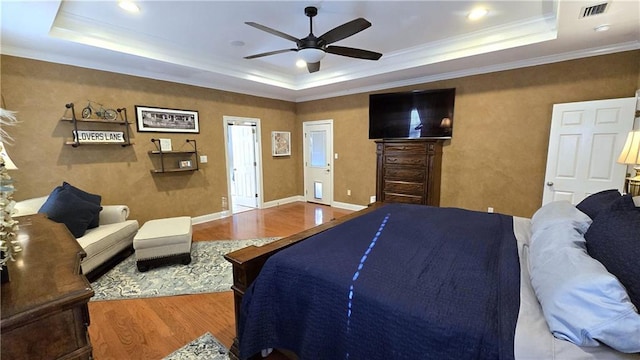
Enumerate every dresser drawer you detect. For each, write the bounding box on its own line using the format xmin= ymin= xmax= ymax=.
xmin=383 ymin=143 xmax=428 ymax=154
xmin=383 ymin=192 xmax=424 ymax=204
xmin=384 ymin=155 xmax=426 ymax=166
xmin=384 ymin=167 xmax=425 ymax=182
xmin=384 ymin=181 xmax=424 ymax=195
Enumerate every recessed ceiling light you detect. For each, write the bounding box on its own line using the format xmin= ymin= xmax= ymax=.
xmin=118 ymin=1 xmax=140 ymax=13
xmin=594 ymin=24 xmax=611 ymax=32
xmin=468 ymin=7 xmax=488 ymax=20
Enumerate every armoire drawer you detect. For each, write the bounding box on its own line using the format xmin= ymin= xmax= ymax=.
xmin=383 ymin=192 xmax=424 ymax=204
xmin=383 ymin=143 xmax=428 ymax=154
xmin=384 ymin=181 xmax=424 ymax=195
xmin=384 ymin=155 xmax=426 ymax=166
xmin=384 ymin=167 xmax=425 ymax=182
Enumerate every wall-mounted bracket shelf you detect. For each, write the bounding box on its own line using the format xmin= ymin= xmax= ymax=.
xmin=149 ymin=138 xmax=199 ymax=173
xmin=61 ymin=103 xmax=133 ymax=147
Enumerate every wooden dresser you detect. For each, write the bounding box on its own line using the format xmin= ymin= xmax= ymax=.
xmin=1 ymin=214 xmax=94 ymax=360
xmin=375 ymin=139 xmax=442 ymax=206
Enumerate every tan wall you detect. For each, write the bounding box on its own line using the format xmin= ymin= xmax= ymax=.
xmin=2 ymin=50 xmax=638 ymax=224
xmin=1 ymin=56 xmax=299 ymax=224
xmin=298 ymin=50 xmax=640 ymax=217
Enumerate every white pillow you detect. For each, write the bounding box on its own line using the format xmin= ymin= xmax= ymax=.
xmin=531 ymin=200 xmax=592 ymax=236
xmin=529 ymin=222 xmax=640 ymax=353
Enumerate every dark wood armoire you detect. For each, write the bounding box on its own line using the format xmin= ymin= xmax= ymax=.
xmin=375 ymin=139 xmax=442 ymax=206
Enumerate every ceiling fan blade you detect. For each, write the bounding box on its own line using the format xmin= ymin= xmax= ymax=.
xmin=326 ymin=46 xmax=382 ymax=60
xmin=319 ymin=18 xmax=371 ymax=45
xmin=307 ymin=62 xmax=320 ymax=73
xmin=244 ymin=49 xmax=297 ymax=59
xmin=245 ymin=22 xmax=301 ymax=45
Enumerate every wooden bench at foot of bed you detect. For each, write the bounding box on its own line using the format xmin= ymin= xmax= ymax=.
xmin=223 ymin=203 xmax=383 ymax=360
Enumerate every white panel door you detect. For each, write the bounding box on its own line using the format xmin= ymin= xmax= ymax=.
xmin=542 ymin=97 xmax=635 ymax=205
xmin=303 ymin=120 xmax=333 ymax=205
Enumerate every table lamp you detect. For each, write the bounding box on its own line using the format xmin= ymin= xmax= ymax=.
xmin=618 ymin=130 xmax=640 ymax=195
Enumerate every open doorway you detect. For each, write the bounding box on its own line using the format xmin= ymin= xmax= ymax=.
xmin=223 ymin=116 xmax=263 ymax=214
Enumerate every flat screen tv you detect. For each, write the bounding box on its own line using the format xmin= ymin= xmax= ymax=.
xmin=368 ymin=88 xmax=456 ymax=139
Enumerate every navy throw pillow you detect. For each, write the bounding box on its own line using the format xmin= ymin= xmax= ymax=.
xmin=585 ymin=195 xmax=640 ymax=309
xmin=38 ymin=187 xmax=102 ymax=238
xmin=576 ymin=189 xmax=621 ymax=219
xmin=62 ymin=182 xmax=102 ymax=228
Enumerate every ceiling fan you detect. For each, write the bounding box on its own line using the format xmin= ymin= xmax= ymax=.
xmin=244 ymin=6 xmax=382 ymax=73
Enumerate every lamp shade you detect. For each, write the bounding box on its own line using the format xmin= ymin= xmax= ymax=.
xmin=298 ymin=48 xmax=325 ymax=63
xmin=0 ymin=142 xmax=17 ymax=170
xmin=618 ymin=130 xmax=640 ymax=165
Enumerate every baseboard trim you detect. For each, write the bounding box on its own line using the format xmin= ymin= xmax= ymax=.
xmin=262 ymin=195 xmax=305 ymax=209
xmin=332 ymin=201 xmax=367 ymax=211
xmin=192 ymin=210 xmax=231 ymax=225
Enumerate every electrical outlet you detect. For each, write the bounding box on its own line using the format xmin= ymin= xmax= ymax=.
xmin=347 ymin=189 xmax=351 ymax=196
xmin=200 ymin=155 xmax=208 ymax=163
xmin=488 ymin=207 xmax=494 ymax=213
xmin=370 ymin=195 xmax=376 ymax=203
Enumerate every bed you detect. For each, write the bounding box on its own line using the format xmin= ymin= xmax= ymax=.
xmin=224 ymin=194 xmax=640 ymax=360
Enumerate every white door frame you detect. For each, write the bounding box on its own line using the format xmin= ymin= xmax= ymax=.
xmin=223 ymin=116 xmax=264 ymax=213
xmin=303 ymin=119 xmax=334 ymax=205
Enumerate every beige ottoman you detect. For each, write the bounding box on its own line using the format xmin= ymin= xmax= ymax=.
xmin=133 ymin=216 xmax=192 ymax=272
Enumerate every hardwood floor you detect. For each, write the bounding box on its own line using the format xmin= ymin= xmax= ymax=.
xmin=88 ymin=202 xmax=353 ymax=360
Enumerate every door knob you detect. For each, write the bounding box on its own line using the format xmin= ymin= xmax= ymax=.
xmin=546 ymin=181 xmax=554 ymax=186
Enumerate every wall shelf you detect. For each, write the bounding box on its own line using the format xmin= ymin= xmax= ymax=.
xmin=149 ymin=139 xmax=199 ymax=173
xmin=61 ymin=103 xmax=133 ymax=147
xmin=61 ymin=117 xmax=129 ymax=124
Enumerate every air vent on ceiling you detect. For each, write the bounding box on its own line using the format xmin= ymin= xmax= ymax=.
xmin=580 ymin=2 xmax=608 ymax=18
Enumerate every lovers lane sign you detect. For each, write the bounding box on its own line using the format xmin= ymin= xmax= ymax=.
xmin=73 ymin=130 xmax=125 ymax=144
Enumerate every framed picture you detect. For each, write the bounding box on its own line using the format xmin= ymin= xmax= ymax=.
xmin=179 ymin=160 xmax=193 ymax=169
xmin=159 ymin=138 xmax=172 ymax=151
xmin=272 ymin=131 xmax=291 ymax=156
xmin=135 ymin=105 xmax=199 ymax=133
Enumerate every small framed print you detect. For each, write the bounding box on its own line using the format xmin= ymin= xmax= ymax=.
xmin=272 ymin=131 xmax=291 ymax=156
xmin=159 ymin=138 xmax=172 ymax=151
xmin=179 ymin=160 xmax=193 ymax=169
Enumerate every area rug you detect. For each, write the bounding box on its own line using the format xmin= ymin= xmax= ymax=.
xmin=163 ymin=332 xmax=228 ymax=360
xmin=91 ymin=238 xmax=279 ymax=301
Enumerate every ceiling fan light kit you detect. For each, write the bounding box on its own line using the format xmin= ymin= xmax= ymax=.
xmin=244 ymin=6 xmax=382 ymax=73
xmin=298 ymin=48 xmax=326 ymax=63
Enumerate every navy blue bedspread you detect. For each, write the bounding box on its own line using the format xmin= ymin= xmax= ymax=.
xmin=239 ymin=203 xmax=520 ymax=360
